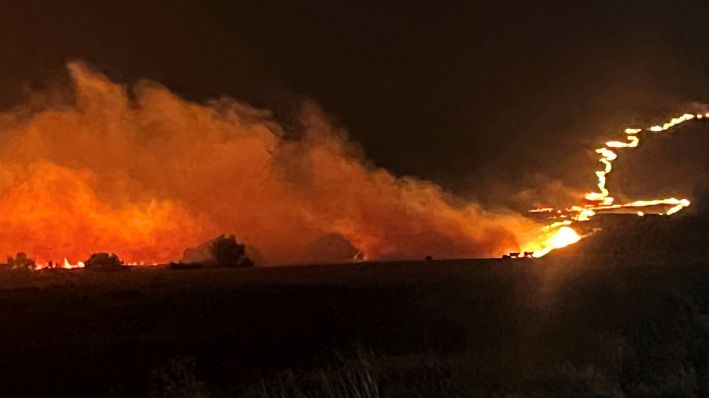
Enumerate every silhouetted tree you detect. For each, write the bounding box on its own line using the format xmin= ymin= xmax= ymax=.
xmin=85 ymin=253 xmax=124 ymax=270
xmin=210 ymin=235 xmax=253 ymax=267
xmin=8 ymin=252 xmax=35 ymax=270
xmin=181 ymin=235 xmax=253 ymax=267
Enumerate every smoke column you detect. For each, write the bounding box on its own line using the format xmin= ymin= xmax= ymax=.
xmin=0 ymin=63 xmax=539 ymax=265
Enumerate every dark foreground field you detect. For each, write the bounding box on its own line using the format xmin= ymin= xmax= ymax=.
xmin=2 ymin=214 xmax=709 ymax=397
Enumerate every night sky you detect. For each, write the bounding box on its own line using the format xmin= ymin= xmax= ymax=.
xmin=3 ymin=0 xmax=709 ymax=205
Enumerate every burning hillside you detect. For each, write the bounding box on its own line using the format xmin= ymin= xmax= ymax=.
xmin=0 ymin=62 xmax=543 ymax=266
xmin=522 ymin=112 xmax=702 ymax=257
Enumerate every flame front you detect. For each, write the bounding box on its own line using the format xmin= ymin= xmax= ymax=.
xmin=33 ymin=258 xmax=85 ymax=271
xmin=525 ymin=112 xmax=702 ymax=257
xmin=528 ymin=226 xmax=582 ymax=258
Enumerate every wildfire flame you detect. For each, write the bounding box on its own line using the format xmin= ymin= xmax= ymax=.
xmin=0 ymin=63 xmax=700 ymax=266
xmin=524 ymin=112 xmax=703 ymax=257
xmin=0 ymin=62 xmax=543 ymax=266
xmin=529 ymin=226 xmax=582 ymax=258
xmin=33 ymin=258 xmax=85 ymax=271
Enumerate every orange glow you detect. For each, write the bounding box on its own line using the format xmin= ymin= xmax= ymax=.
xmin=0 ymin=63 xmax=700 ymax=265
xmin=0 ymin=62 xmax=541 ymax=266
xmin=0 ymin=163 xmax=205 ymax=265
xmin=34 ymin=258 xmax=85 ymax=271
xmin=523 ymin=226 xmax=582 ymax=258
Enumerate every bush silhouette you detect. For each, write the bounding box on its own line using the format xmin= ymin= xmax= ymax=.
xmin=8 ymin=252 xmax=35 ymax=270
xmin=85 ymin=253 xmax=124 ymax=270
xmin=210 ymin=235 xmax=252 ymax=267
xmin=181 ymin=235 xmax=253 ymax=267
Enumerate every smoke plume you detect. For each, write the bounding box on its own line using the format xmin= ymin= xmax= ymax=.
xmin=0 ymin=63 xmax=540 ymax=264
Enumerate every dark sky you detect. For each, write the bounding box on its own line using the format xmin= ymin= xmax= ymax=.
xmin=2 ymin=0 xmax=709 ymax=203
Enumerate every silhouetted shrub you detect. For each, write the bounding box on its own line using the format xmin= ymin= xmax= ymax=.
xmin=8 ymin=252 xmax=35 ymax=270
xmin=147 ymin=356 xmax=210 ymax=398
xmin=181 ymin=235 xmax=253 ymax=267
xmin=240 ymin=349 xmax=462 ymax=398
xmin=210 ymin=235 xmax=251 ymax=267
xmin=242 ymin=350 xmax=379 ymax=398
xmin=85 ymin=252 xmax=124 ymax=270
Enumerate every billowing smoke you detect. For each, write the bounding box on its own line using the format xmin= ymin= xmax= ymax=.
xmin=0 ymin=62 xmax=540 ymax=265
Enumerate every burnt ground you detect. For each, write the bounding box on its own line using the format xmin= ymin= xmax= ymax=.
xmin=1 ymin=214 xmax=709 ymax=397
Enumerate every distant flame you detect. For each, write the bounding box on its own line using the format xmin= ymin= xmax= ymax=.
xmin=526 ymin=112 xmax=702 ymax=257
xmin=527 ymin=226 xmax=582 ymax=258
xmin=34 ymin=258 xmax=85 ymax=271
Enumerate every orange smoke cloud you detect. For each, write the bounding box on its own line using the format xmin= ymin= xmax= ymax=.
xmin=0 ymin=62 xmax=539 ymax=264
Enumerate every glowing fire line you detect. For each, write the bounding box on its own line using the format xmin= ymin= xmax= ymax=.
xmin=525 ymin=112 xmax=704 ymax=257
xmin=34 ymin=258 xmax=85 ymax=271
xmin=33 ymin=259 xmax=156 ymax=271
